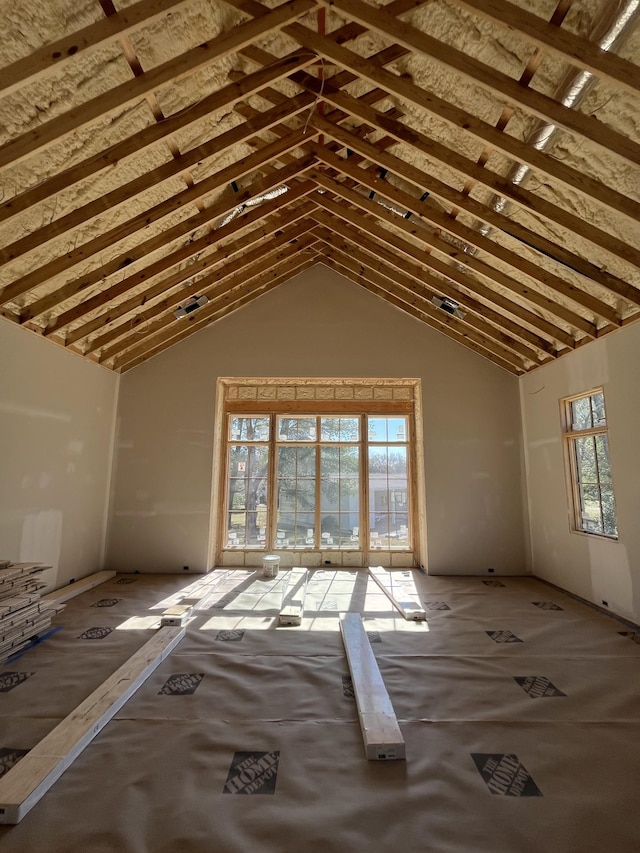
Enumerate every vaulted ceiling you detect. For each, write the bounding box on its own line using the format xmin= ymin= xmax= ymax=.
xmin=1 ymin=0 xmax=639 ymax=374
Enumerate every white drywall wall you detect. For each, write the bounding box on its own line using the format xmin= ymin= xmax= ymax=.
xmin=520 ymin=321 xmax=640 ymax=623
xmin=0 ymin=318 xmax=119 ymax=589
xmin=107 ymin=265 xmax=526 ymax=575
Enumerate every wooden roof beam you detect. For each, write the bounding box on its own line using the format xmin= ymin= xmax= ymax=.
xmin=0 ymin=0 xmax=195 ymax=99
xmin=319 ymin=253 xmax=523 ymax=375
xmin=11 ymin=138 xmax=319 ymax=316
xmin=312 ymin=131 xmax=630 ymax=322
xmin=317 ymin=242 xmax=531 ymax=371
xmin=321 ymin=0 xmax=640 ymax=171
xmin=287 ymin=24 xmax=640 ymax=227
xmin=42 ymin=186 xmax=317 ymax=335
xmin=298 ymin=75 xmax=640 ymax=271
xmin=315 ymin=145 xmax=619 ymax=331
xmin=309 ymin=216 xmax=555 ymax=359
xmin=313 ymin=116 xmax=640 ymax=309
xmin=3 ymin=15 xmax=417 ymax=288
xmin=113 ymin=252 xmax=319 ymax=371
xmin=309 ymin=206 xmax=573 ymax=350
xmin=225 ymin=0 xmax=425 ymax=42
xmin=98 ymin=231 xmax=318 ymax=362
xmin=94 ymin=223 xmax=317 ymax=360
xmin=118 ymin=254 xmax=321 ymax=372
xmin=0 ymin=0 xmax=320 ymax=171
xmin=311 ymin=171 xmax=596 ymax=338
xmin=1 ymin=0 xmax=421 ymax=223
xmin=228 ymin=0 xmax=640 ymax=233
xmin=311 ymin=225 xmax=542 ymax=367
xmin=230 ymin=43 xmax=409 ymax=173
xmin=0 ymin=52 xmax=319 ymax=226
xmin=445 ymin=0 xmax=640 ymax=98
xmin=311 ymin=188 xmax=581 ymax=345
xmin=66 ymin=202 xmax=318 ymax=346
xmin=0 ymin=93 xmax=317 ymax=267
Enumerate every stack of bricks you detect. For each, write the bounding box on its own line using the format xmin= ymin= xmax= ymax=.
xmin=0 ymin=561 xmax=63 ymax=662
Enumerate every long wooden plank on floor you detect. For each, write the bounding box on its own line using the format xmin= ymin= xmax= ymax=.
xmin=339 ymin=612 xmax=406 ymax=761
xmin=368 ymin=566 xmax=426 ymax=621
xmin=278 ymin=567 xmax=309 ymax=626
xmin=42 ymin=571 xmax=116 ymax=604
xmin=161 ymin=604 xmax=193 ymax=626
xmin=0 ymin=609 xmax=60 ymax=661
xmin=0 ymin=625 xmax=185 ymax=824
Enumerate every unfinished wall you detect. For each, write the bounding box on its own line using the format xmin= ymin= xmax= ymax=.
xmin=107 ymin=264 xmax=526 ymax=575
xmin=0 ymin=318 xmax=118 ymax=589
xmin=520 ymin=322 xmax=640 ymax=623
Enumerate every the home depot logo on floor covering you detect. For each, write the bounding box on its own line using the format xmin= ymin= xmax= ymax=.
xmin=514 ymin=676 xmax=566 ymax=697
xmin=471 ymin=753 xmax=542 ymax=797
xmin=224 ymin=751 xmax=280 ymax=795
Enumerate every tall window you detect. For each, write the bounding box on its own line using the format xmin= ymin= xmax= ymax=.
xmin=224 ymin=414 xmax=412 ymax=552
xmin=367 ymin=417 xmax=410 ymax=550
xmin=226 ymin=417 xmax=270 ymax=549
xmin=562 ymin=389 xmax=617 ymax=538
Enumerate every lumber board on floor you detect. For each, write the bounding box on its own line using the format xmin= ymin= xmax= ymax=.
xmin=0 ymin=611 xmax=58 ymax=661
xmin=278 ymin=568 xmax=309 ymax=626
xmin=42 ymin=571 xmax=116 ymax=604
xmin=0 ymin=596 xmax=44 ymax=619
xmin=0 ymin=625 xmax=185 ymax=824
xmin=339 ymin=612 xmax=406 ymax=761
xmin=0 ymin=564 xmax=50 ymax=585
xmin=160 ymin=604 xmax=193 ymax=626
xmin=0 ymin=563 xmax=62 ymax=663
xmin=368 ymin=566 xmax=426 ymax=621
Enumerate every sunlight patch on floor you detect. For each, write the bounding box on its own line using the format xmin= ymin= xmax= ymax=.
xmin=110 ymin=569 xmax=429 ymax=632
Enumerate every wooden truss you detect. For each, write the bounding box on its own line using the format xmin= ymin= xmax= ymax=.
xmin=1 ymin=0 xmax=639 ymax=374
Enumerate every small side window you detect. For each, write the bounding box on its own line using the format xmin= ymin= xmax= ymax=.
xmin=562 ymin=390 xmax=617 ymax=538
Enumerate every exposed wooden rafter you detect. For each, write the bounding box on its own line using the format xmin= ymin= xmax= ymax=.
xmin=446 ymin=0 xmax=640 ymax=97
xmin=1 ymin=0 xmax=639 ymax=376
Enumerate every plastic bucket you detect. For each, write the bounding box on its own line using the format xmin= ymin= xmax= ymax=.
xmin=262 ymin=555 xmax=280 ymax=578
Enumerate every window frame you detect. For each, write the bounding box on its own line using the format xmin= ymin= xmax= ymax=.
xmin=561 ymin=388 xmax=618 ymax=540
xmin=210 ymin=378 xmax=427 ymax=569
xmin=222 ymin=412 xmax=414 ymax=554
xmin=274 ymin=415 xmax=363 ymax=551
